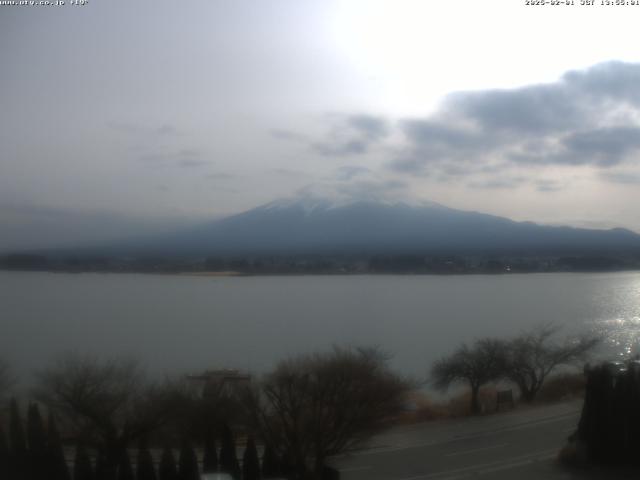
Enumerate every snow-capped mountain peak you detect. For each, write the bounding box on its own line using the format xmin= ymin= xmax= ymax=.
xmin=259 ymin=194 xmax=446 ymax=216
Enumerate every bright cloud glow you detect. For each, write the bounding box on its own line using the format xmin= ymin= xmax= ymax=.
xmin=331 ymin=0 xmax=640 ymax=115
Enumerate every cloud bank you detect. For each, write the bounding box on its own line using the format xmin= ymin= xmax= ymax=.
xmin=391 ymin=61 xmax=640 ymax=178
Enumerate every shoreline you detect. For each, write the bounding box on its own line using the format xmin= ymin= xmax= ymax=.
xmin=2 ymin=268 xmax=640 ymax=277
xmin=178 ymin=270 xmax=244 ymax=277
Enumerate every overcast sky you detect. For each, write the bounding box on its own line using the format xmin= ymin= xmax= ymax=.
xmin=2 ymin=0 xmax=640 ymax=248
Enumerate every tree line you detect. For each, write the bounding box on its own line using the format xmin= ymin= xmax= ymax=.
xmin=0 ymin=327 xmax=598 ymax=479
xmin=4 ymin=253 xmax=638 ymax=275
xmin=430 ymin=324 xmax=599 ymax=414
xmin=0 ymin=399 xmax=266 ymax=480
xmin=0 ymin=347 xmax=411 ymax=480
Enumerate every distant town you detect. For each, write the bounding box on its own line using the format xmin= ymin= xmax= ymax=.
xmin=2 ymin=252 xmax=640 ymax=275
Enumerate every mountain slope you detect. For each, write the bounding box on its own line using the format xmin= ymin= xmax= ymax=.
xmin=131 ymin=197 xmax=640 ymax=257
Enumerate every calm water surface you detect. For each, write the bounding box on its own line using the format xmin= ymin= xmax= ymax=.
xmin=2 ymin=271 xmax=640 ymax=383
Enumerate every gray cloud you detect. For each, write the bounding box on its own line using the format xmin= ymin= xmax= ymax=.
xmin=388 ymin=61 xmax=640 ymax=177
xmin=271 ymin=114 xmax=389 ymax=157
xmin=107 ymin=121 xmax=142 ymax=134
xmin=269 ymin=168 xmax=305 ymax=177
xmin=510 ymin=127 xmax=640 ymax=167
xmin=563 ymin=61 xmax=640 ymax=105
xmin=206 ymin=172 xmax=236 ymax=180
xmin=334 ymin=179 xmax=408 ymax=201
xmin=138 ymin=149 xmax=207 ymax=168
xmin=601 ymin=171 xmax=640 ymax=185
xmin=561 ymin=127 xmax=640 ymax=166
xmin=178 ymin=159 xmax=209 ymax=168
xmin=138 ymin=153 xmax=166 ymax=163
xmin=468 ymin=177 xmax=526 ymax=190
xmin=156 ymin=124 xmax=179 ymax=136
xmin=347 ymin=114 xmax=389 ymax=139
xmin=277 ymin=114 xmax=390 ymax=157
xmin=535 ymin=179 xmax=563 ymax=192
xmin=178 ymin=149 xmax=200 ymax=157
xmin=396 ymin=120 xmax=495 ymax=167
xmin=448 ymin=83 xmax=583 ymax=134
xmin=269 ymin=129 xmax=307 ymax=142
xmin=334 ymin=165 xmax=372 ymax=181
xmin=313 ymin=139 xmax=368 ymax=156
xmin=402 ymin=121 xmax=483 ymax=148
xmin=389 ymin=156 xmax=429 ymax=175
xmin=467 ymin=176 xmax=563 ymax=192
xmin=108 ymin=122 xmax=180 ymax=136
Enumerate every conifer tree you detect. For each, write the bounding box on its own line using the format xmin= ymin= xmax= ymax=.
xmin=9 ymin=398 xmax=27 ymax=480
xmin=27 ymin=403 xmax=48 ymax=478
xmin=219 ymin=424 xmax=240 ymax=479
xmin=242 ymin=437 xmax=260 ymax=480
xmin=158 ymin=447 xmax=178 ymax=480
xmin=94 ymin=450 xmax=109 ymax=480
xmin=10 ymin=398 xmax=27 ymax=457
xmin=178 ymin=440 xmax=199 ymax=480
xmin=0 ymin=424 xmax=10 ymax=480
xmin=260 ymin=444 xmax=280 ymax=479
xmin=47 ymin=412 xmax=71 ymax=480
xmin=202 ymin=431 xmax=218 ymax=473
xmin=136 ymin=438 xmax=157 ymax=480
xmin=74 ymin=444 xmax=95 ymax=480
xmin=279 ymin=450 xmax=293 ymax=479
xmin=117 ymin=450 xmax=134 ymax=480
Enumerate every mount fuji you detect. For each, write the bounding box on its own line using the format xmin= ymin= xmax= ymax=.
xmin=121 ymin=196 xmax=640 ymax=257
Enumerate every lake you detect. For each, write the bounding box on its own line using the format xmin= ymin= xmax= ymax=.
xmin=2 ymin=271 xmax=640 ymax=386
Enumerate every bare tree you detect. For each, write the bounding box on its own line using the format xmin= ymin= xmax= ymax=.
xmin=431 ymin=338 xmax=507 ymax=415
xmin=0 ymin=358 xmax=15 ymax=402
xmin=33 ymin=353 xmax=182 ymax=473
xmin=244 ymin=347 xmax=411 ymax=480
xmin=504 ymin=324 xmax=599 ymax=403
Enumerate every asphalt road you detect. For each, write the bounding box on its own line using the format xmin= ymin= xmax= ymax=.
xmin=330 ymin=400 xmax=638 ymax=480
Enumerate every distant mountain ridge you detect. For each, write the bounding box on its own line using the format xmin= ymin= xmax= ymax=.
xmin=124 ymin=196 xmax=640 ymax=257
